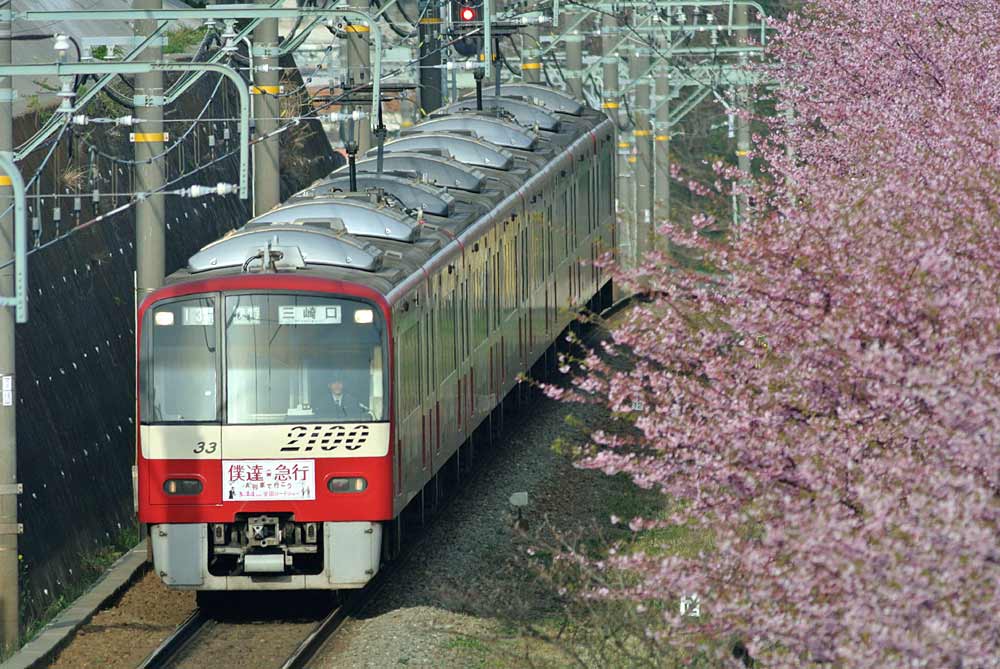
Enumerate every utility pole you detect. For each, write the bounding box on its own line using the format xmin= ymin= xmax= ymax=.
xmin=734 ymin=2 xmax=752 ymax=225
xmin=522 ymin=22 xmax=542 ymax=83
xmin=0 ymin=1 xmax=17 ymax=652
xmin=653 ymin=61 xmax=670 ymax=239
xmin=561 ymin=9 xmax=583 ymax=98
xmin=346 ymin=0 xmax=372 ymax=152
xmin=135 ymin=0 xmax=166 ymax=305
xmin=631 ymin=47 xmax=652 ymax=259
xmin=601 ymin=11 xmax=632 ymax=268
xmin=253 ymin=0 xmax=280 ymax=215
xmin=417 ymin=0 xmax=442 ymax=114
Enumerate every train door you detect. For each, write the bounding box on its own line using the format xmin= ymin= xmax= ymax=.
xmin=394 ymin=311 xmax=422 ymax=505
xmin=519 ymin=216 xmax=528 ymax=370
xmin=439 ymin=269 xmax=458 ymax=457
xmin=496 ymin=231 xmax=505 ymax=396
xmin=461 ymin=273 xmax=471 ymax=437
xmin=422 ymin=288 xmax=435 ymax=475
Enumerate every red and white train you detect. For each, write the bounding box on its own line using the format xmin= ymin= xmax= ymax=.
xmin=136 ymin=83 xmax=617 ymax=598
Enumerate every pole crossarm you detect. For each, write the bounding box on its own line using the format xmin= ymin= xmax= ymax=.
xmin=665 ymin=84 xmax=711 ymax=127
xmin=16 ymin=21 xmax=173 ymax=159
xmin=2 ymin=62 xmax=251 ymax=198
xmin=0 ymin=153 xmax=25 ymax=324
xmin=16 ymin=5 xmax=385 ymax=133
xmin=540 ymin=10 xmax=593 ymax=57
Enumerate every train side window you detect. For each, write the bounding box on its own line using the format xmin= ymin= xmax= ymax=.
xmin=438 ymin=282 xmax=455 ymax=381
xmin=399 ymin=324 xmax=420 ymax=415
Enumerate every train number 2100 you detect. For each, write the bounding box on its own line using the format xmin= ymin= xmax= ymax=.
xmin=282 ymin=425 xmax=370 ymax=452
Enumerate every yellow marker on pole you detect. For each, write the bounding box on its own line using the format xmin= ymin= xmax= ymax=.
xmin=130 ymin=132 xmax=169 ymax=143
xmin=251 ymin=85 xmax=281 ymax=95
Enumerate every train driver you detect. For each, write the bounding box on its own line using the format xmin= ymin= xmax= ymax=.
xmin=321 ymin=375 xmax=367 ymax=421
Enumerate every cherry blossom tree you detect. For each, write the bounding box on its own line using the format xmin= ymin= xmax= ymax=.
xmin=555 ymin=1 xmax=1000 ymax=666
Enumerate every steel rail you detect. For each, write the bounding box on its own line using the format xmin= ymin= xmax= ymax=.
xmin=137 ymin=610 xmax=212 ymax=669
xmin=279 ymin=603 xmax=351 ymax=669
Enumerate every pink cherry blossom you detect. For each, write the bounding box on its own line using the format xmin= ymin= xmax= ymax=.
xmin=553 ymin=1 xmax=1000 ymax=666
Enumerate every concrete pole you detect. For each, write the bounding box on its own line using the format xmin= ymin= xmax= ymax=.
xmin=346 ymin=0 xmax=372 ymax=152
xmin=417 ymin=0 xmax=442 ymax=114
xmin=601 ymin=12 xmax=632 ymax=267
xmin=734 ymin=3 xmax=751 ymax=224
xmin=631 ymin=48 xmax=652 ymax=259
xmin=253 ymin=0 xmax=280 ymax=215
xmin=135 ymin=0 xmax=165 ymax=304
xmin=561 ymin=10 xmax=584 ymax=98
xmin=522 ymin=24 xmax=542 ymax=83
xmin=0 ymin=2 xmax=16 ymax=652
xmin=653 ymin=64 xmax=670 ymax=236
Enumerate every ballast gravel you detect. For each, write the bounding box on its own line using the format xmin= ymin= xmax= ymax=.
xmin=47 ymin=571 xmax=196 ymax=669
xmin=317 ymin=371 xmax=622 ymax=668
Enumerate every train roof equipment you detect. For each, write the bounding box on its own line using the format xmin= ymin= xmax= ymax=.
xmin=172 ymin=83 xmax=608 ymax=294
xmin=246 ymin=198 xmax=422 ymax=243
xmin=481 ymin=83 xmax=586 ymax=115
xmin=296 ymin=174 xmax=457 ymax=218
xmin=187 ymin=227 xmax=385 ymax=274
xmin=366 ymin=134 xmax=516 ymax=171
xmin=402 ymin=114 xmax=539 ymax=150
xmin=341 ymin=152 xmax=488 ymax=192
xmin=440 ymin=97 xmax=561 ymax=132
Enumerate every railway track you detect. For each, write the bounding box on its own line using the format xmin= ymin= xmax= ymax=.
xmin=137 ymin=597 xmax=349 ymax=669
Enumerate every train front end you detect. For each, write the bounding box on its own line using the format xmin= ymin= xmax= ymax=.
xmin=136 ymin=283 xmax=391 ymax=591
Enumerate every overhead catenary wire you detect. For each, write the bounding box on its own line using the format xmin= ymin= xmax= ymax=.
xmin=0 ymin=19 xmax=492 ymax=268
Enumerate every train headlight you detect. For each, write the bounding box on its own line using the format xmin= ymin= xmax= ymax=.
xmin=327 ymin=477 xmax=367 ymax=493
xmin=163 ymin=479 xmax=203 ymax=495
xmin=353 ymin=308 xmax=374 ymax=324
xmin=154 ymin=311 xmax=175 ymax=326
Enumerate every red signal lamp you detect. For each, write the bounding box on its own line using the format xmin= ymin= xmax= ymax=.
xmin=459 ymin=6 xmax=476 ymax=21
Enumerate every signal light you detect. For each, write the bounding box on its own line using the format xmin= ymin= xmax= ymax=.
xmin=459 ymin=6 xmax=476 ymax=21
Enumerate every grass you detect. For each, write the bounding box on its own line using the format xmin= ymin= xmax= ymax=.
xmin=164 ymin=26 xmax=208 ymax=55
xmin=430 ymin=462 xmax=719 ymax=668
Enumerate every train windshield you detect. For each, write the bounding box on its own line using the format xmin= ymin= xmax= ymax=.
xmin=141 ymin=294 xmax=387 ymax=424
xmin=142 ymin=296 xmax=220 ymax=422
xmin=224 ymin=295 xmax=386 ymax=424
